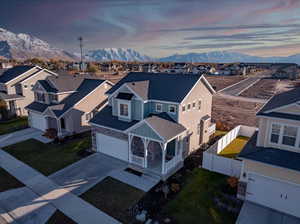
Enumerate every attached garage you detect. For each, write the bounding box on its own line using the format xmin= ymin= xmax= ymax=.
xmin=246 ymin=173 xmax=300 ymax=218
xmin=29 ymin=112 xmax=47 ymax=131
xmin=96 ymin=133 xmax=129 ymax=162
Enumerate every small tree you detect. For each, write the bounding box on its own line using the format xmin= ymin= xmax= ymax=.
xmin=87 ymin=63 xmax=99 ymax=73
xmin=0 ymin=99 xmax=8 ymax=120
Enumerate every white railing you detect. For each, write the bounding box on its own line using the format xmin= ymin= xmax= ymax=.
xmin=131 ymin=155 xmax=145 ymax=167
xmin=165 ymin=155 xmax=182 ymax=174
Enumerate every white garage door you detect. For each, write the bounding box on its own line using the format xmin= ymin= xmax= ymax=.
xmin=96 ymin=133 xmax=128 ymax=162
xmin=29 ymin=112 xmax=47 ymax=131
xmin=246 ymin=173 xmax=300 ymax=218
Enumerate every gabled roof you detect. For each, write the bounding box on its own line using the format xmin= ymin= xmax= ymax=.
xmin=239 ymin=132 xmax=300 ymax=172
xmin=26 ymin=79 xmax=106 ymax=117
xmin=257 ymin=87 xmax=300 ymax=116
xmin=128 ymin=114 xmax=186 ymax=142
xmin=38 ymin=80 xmax=57 ymax=93
xmin=46 ymin=75 xmax=84 ymax=93
xmin=51 ymin=79 xmax=105 ymax=117
xmin=0 ymin=65 xmax=35 ymax=83
xmin=106 ymin=72 xmax=207 ymax=103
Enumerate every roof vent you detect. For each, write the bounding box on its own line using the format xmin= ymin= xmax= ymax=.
xmin=132 ymin=82 xmax=135 ymax=85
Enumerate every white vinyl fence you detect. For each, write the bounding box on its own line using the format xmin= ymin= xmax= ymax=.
xmin=202 ymin=125 xmax=257 ymax=177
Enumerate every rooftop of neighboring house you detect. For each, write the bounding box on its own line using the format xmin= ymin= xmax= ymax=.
xmin=106 ymin=72 xmax=214 ymax=103
xmin=26 ymin=78 xmax=106 ymax=118
xmin=239 ymin=132 xmax=300 ymax=172
xmin=0 ymin=65 xmax=36 ymax=83
xmin=257 ymin=87 xmax=300 ymax=120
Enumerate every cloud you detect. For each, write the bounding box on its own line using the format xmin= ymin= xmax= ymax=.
xmin=162 ymin=42 xmax=260 ymax=50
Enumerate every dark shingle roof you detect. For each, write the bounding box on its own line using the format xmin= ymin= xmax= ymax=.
xmin=106 ymin=72 xmax=203 ymax=103
xmin=26 ymin=79 xmax=105 ymax=117
xmin=0 ymin=66 xmax=35 ymax=83
xmin=47 ymin=75 xmax=84 ymax=93
xmin=90 ymin=106 xmax=138 ymax=131
xmin=239 ymin=132 xmax=300 ymax=172
xmin=26 ymin=102 xmax=51 ymax=113
xmin=257 ymin=87 xmax=300 ymax=115
xmin=51 ymin=79 xmax=105 ymax=117
xmin=38 ymin=80 xmax=57 ymax=93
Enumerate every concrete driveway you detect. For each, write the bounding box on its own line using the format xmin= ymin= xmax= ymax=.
xmin=0 ymin=151 xmax=123 ymax=224
xmin=236 ymin=202 xmax=300 ymax=224
xmin=50 ymin=153 xmax=127 ymax=195
xmin=0 ymin=128 xmax=52 ymax=148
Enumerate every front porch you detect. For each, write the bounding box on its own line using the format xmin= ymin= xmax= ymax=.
xmin=128 ymin=133 xmax=184 ymax=179
xmin=45 ymin=116 xmax=71 ymax=137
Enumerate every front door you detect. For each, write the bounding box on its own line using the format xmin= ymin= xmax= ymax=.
xmin=60 ymin=118 xmax=66 ymax=129
xmin=9 ymin=100 xmax=16 ymax=114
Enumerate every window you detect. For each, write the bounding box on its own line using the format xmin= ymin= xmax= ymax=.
xmin=197 ymin=123 xmax=201 ymax=135
xmin=282 ymin=126 xmax=297 ymax=146
xmin=270 ymin=124 xmax=281 ymax=144
xmin=23 ymin=85 xmax=28 ymax=89
xmin=192 ymin=102 xmax=196 ymax=109
xmin=35 ymin=92 xmax=45 ymax=102
xmin=49 ymin=94 xmax=58 ymax=102
xmin=187 ymin=104 xmax=191 ymax=111
xmin=156 ymin=103 xmax=163 ymax=112
xmin=120 ymin=103 xmax=129 ymax=117
xmin=169 ymin=105 xmax=176 ymax=114
xmin=182 ymin=105 xmax=186 ymax=112
xmin=198 ymin=100 xmax=202 ymax=110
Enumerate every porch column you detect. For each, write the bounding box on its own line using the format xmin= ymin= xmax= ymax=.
xmin=143 ymin=138 xmax=149 ymax=168
xmin=128 ymin=134 xmax=133 ymax=163
xmin=57 ymin=119 xmax=62 ymax=137
xmin=161 ymin=142 xmax=167 ymax=174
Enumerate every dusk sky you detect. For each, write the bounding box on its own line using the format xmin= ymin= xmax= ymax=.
xmin=2 ymin=0 xmax=300 ymax=57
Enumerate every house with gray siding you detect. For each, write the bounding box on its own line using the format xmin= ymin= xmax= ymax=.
xmin=0 ymin=65 xmax=57 ymax=117
xmin=90 ymin=72 xmax=216 ymax=180
xmin=26 ymin=75 xmax=112 ymax=137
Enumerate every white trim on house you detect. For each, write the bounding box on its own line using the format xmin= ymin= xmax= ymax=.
xmin=267 ymin=121 xmax=300 ymax=152
xmin=180 ymin=75 xmax=215 ymax=104
xmin=57 ymin=81 xmax=108 ymax=119
xmin=263 ymin=102 xmax=300 ymax=114
xmin=257 ymin=114 xmax=299 ymax=123
xmin=117 ymin=99 xmax=131 ymax=120
xmin=156 ymin=103 xmax=163 ymax=112
xmin=168 ymin=104 xmax=176 ymax=114
xmin=5 ymin=66 xmax=39 ymax=85
xmin=17 ymin=69 xmax=58 ymax=86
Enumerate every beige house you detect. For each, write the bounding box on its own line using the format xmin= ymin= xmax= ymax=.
xmin=90 ymin=72 xmax=216 ymax=180
xmin=238 ymin=87 xmax=300 ymax=220
xmin=26 ymin=75 xmax=112 ymax=137
xmin=0 ymin=65 xmax=57 ymax=117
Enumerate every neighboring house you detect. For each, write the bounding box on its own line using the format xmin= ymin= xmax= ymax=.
xmin=238 ymin=87 xmax=300 ymax=218
xmin=0 ymin=65 xmax=57 ymax=117
xmin=90 ymin=72 xmax=216 ymax=180
xmin=26 ymin=75 xmax=112 ymax=137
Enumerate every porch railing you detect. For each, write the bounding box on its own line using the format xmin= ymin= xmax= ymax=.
xmin=165 ymin=155 xmax=182 ymax=174
xmin=208 ymin=123 xmax=216 ymax=135
xmin=131 ymin=155 xmax=145 ymax=167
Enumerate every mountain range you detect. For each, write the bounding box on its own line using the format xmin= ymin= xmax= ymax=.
xmin=1 ymin=27 xmax=300 ymax=64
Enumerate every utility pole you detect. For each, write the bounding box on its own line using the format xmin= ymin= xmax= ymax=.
xmin=78 ymin=37 xmax=84 ymax=72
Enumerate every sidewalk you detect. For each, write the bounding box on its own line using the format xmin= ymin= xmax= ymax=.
xmin=0 ymin=150 xmax=120 ymax=224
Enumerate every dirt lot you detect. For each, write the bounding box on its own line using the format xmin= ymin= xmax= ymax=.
xmin=205 ymin=75 xmax=246 ymax=91
xmin=94 ymin=72 xmax=126 ymax=83
xmin=240 ymin=78 xmax=298 ymax=99
xmin=212 ymin=95 xmax=263 ymax=128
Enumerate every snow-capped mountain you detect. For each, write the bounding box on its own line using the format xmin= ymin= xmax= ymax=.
xmin=159 ymin=51 xmax=263 ymax=63
xmin=85 ymin=48 xmax=153 ymax=62
xmin=158 ymin=51 xmax=300 ymax=64
xmin=0 ymin=27 xmax=77 ymax=60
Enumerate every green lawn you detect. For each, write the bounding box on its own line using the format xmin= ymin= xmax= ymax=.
xmin=219 ymin=136 xmax=249 ymax=158
xmin=0 ymin=168 xmax=24 ymax=192
xmin=214 ymin=130 xmax=228 ymax=138
xmin=165 ymin=169 xmax=236 ymax=224
xmin=80 ymin=177 xmax=145 ymax=223
xmin=3 ymin=137 xmax=91 ymax=176
xmin=0 ymin=117 xmax=28 ymax=135
xmin=46 ymin=210 xmax=76 ymax=224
